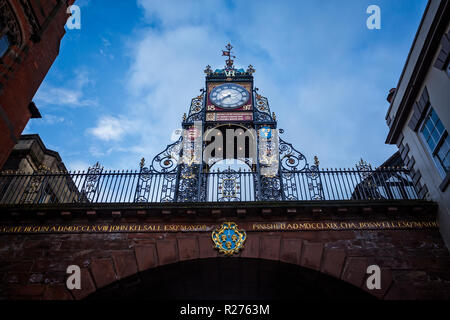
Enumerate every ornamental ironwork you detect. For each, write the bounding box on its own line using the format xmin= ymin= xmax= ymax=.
xmin=20 ymin=165 xmax=50 ymax=204
xmin=0 ymin=166 xmax=419 ymax=204
xmin=216 ymin=169 xmax=241 ymax=202
xmin=80 ymin=162 xmax=103 ymax=203
xmin=0 ymin=45 xmax=421 ymax=206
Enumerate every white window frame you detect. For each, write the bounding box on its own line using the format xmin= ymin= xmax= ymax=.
xmin=419 ymin=107 xmax=449 ymax=178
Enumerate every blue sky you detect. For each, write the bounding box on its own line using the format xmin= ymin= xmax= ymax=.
xmin=24 ymin=0 xmax=428 ymax=171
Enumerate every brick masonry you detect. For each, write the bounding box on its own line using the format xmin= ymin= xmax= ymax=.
xmin=0 ymin=0 xmax=76 ymax=169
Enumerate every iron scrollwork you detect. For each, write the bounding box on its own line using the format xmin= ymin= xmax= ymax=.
xmin=151 ymin=138 xmax=183 ymax=173
xmin=80 ymin=162 xmax=103 ymax=203
xmin=20 ymin=166 xmax=51 ymax=204
xmin=306 ymin=161 xmax=324 ymax=201
xmin=184 ymin=92 xmax=205 ymax=123
xmin=254 ymin=94 xmax=275 ymax=123
xmin=259 ymin=176 xmax=283 ymax=201
xmin=217 ymin=169 xmax=241 ymax=202
xmin=279 ymin=139 xmax=308 ymax=172
xmin=176 ymin=164 xmax=201 ymax=202
xmin=135 ymin=138 xmax=182 ymax=203
xmin=132 ymin=69 xmax=325 ymax=203
xmin=354 ymin=159 xmax=381 ymax=200
xmin=134 ymin=160 xmax=153 ymax=203
xmin=279 ymin=139 xmax=324 ymax=200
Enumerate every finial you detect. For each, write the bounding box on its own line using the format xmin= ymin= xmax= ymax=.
xmin=91 ymin=162 xmax=102 ymax=170
xmin=183 ymin=113 xmax=187 ymax=121
xmin=222 ymin=43 xmax=236 ymax=68
xmin=357 ymin=158 xmax=372 ymax=170
xmin=247 ymin=65 xmax=255 ymax=75
xmin=314 ymin=156 xmax=320 ymax=167
xmin=204 ymin=65 xmax=212 ymax=75
xmin=140 ymin=158 xmax=145 ymax=169
xmin=196 ymin=89 xmax=205 ymax=100
xmin=272 ymin=112 xmax=276 ymax=121
xmin=38 ymin=164 xmax=51 ymax=173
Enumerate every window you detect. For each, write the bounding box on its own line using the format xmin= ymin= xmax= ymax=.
xmin=420 ymin=107 xmax=450 ymax=178
xmin=434 ymin=31 xmax=450 ymax=75
xmin=0 ymin=33 xmax=10 ymax=58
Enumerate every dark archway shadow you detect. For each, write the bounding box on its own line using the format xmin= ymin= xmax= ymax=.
xmin=88 ymin=258 xmax=375 ymax=300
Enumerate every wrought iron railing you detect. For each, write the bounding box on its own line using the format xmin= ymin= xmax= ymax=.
xmin=0 ymin=166 xmax=420 ymax=205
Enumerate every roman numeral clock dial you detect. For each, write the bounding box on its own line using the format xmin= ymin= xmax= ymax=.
xmin=210 ymin=83 xmax=250 ymax=109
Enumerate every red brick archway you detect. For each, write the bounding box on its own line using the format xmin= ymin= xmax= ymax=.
xmin=88 ymin=258 xmax=376 ymax=300
xmin=1 ymin=201 xmax=450 ymax=300
xmin=2 ymin=227 xmax=449 ymax=300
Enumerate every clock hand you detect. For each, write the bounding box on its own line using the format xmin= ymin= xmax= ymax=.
xmin=220 ymin=94 xmax=232 ymax=101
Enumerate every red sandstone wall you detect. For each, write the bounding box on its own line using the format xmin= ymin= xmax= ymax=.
xmin=0 ymin=0 xmax=76 ymax=169
xmin=0 ymin=228 xmax=449 ymax=300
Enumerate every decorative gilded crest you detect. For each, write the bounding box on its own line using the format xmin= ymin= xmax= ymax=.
xmin=260 ymin=127 xmax=273 ymax=139
xmin=212 ymin=222 xmax=246 ymax=256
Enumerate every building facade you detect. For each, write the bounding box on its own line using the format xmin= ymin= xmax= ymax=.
xmin=2 ymin=134 xmax=68 ymax=173
xmin=0 ymin=134 xmax=80 ymax=205
xmin=385 ymin=0 xmax=450 ymax=249
xmin=0 ymin=0 xmax=75 ymax=170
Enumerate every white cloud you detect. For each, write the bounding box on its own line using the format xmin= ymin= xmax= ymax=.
xmin=86 ymin=24 xmax=229 ymax=163
xmin=35 ymin=70 xmax=97 ymax=108
xmin=137 ymin=0 xmax=230 ymax=28
xmin=84 ymin=0 xmax=421 ymax=169
xmin=88 ymin=116 xmax=133 ymax=141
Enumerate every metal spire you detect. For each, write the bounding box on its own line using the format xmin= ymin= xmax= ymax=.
xmin=222 ymin=43 xmax=236 ymax=68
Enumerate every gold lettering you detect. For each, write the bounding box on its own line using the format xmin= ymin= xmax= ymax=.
xmin=0 ymin=219 xmax=439 ymax=235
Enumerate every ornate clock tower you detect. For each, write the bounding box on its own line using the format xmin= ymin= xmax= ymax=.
xmin=136 ymin=44 xmax=323 ymax=203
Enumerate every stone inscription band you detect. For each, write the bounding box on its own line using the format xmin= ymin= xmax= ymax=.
xmin=0 ymin=220 xmax=438 ymax=235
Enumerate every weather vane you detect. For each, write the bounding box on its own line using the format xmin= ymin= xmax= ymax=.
xmin=222 ymin=43 xmax=236 ymax=68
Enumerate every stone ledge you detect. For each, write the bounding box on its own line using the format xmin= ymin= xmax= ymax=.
xmin=0 ymin=200 xmax=437 ymax=222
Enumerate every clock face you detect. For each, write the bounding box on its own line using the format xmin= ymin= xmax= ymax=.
xmin=210 ymin=83 xmax=250 ymax=109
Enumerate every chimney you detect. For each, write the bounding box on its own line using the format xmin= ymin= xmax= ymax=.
xmin=387 ymin=88 xmax=396 ymax=103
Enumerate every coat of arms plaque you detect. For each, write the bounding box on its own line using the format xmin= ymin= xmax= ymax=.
xmin=212 ymin=222 xmax=246 ymax=256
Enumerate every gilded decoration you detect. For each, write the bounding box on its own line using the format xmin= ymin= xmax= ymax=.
xmin=212 ymin=222 xmax=247 ymax=256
